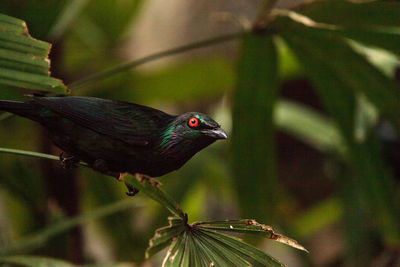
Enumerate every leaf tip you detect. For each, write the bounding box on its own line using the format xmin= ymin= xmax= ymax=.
xmin=274 ymin=235 xmax=309 ymax=253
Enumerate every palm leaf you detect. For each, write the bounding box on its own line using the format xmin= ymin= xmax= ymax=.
xmin=148 ymin=217 xmax=307 ymax=267
xmin=145 ymin=217 xmax=186 ymax=259
xmin=194 ymin=219 xmax=308 ymax=252
xmin=0 ymin=13 xmax=66 ymax=93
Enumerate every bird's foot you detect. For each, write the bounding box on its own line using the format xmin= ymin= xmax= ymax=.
xmin=135 ymin=173 xmax=161 ymax=187
xmin=125 ymin=182 xmax=139 ymax=197
xmin=59 ymin=152 xmax=79 ymax=169
xmin=116 ymin=172 xmax=139 ymax=196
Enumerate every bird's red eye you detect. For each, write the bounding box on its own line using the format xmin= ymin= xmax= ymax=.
xmin=188 ymin=117 xmax=199 ymax=128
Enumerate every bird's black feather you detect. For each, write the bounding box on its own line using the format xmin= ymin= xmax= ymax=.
xmin=31 ymin=96 xmax=175 ymax=146
xmin=0 ymin=96 xmax=227 ymax=178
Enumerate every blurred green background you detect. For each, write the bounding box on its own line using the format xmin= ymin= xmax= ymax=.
xmin=1 ymin=0 xmax=400 ymax=266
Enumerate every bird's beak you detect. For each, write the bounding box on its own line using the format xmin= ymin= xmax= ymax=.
xmin=202 ymin=128 xmax=228 ymax=139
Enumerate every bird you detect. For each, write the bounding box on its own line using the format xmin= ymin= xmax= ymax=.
xmin=0 ymin=95 xmax=227 ymax=195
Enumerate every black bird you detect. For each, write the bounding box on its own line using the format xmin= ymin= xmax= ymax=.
xmin=0 ymin=96 xmax=227 ymax=193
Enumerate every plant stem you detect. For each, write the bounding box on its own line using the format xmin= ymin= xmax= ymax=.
xmin=0 ymin=147 xmax=87 ymax=167
xmin=68 ymin=32 xmax=243 ymax=90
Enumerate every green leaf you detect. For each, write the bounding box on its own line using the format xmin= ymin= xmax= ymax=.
xmin=161 ymin=227 xmax=285 ymax=267
xmin=124 ymin=174 xmax=185 ymax=219
xmin=0 ymin=31 xmax=48 ymax=56
xmin=278 ymin=20 xmax=356 ymax=139
xmin=192 ymin=231 xmax=235 ymax=267
xmin=0 ymin=255 xmax=74 ymax=267
xmin=335 ymin=29 xmax=400 ymax=59
xmin=295 ymin=0 xmax=400 ymax=29
xmin=0 ymin=13 xmax=66 ymax=93
xmin=231 ymin=33 xmax=278 ymax=221
xmin=188 ymin=232 xmax=214 ymax=267
xmin=151 ymin=217 xmax=306 ymax=266
xmin=275 ymin=100 xmax=345 ymax=155
xmin=146 ymin=217 xmax=185 ymax=259
xmin=192 ymin=229 xmax=252 ymax=266
xmin=0 ymin=198 xmax=142 ymax=255
xmin=162 ymin=231 xmax=187 ymax=267
xmin=0 ymin=48 xmax=49 ymax=75
xmin=278 ymin=15 xmax=400 ymax=133
xmin=194 ymin=219 xmax=308 ymax=252
xmin=0 ymin=13 xmax=51 ymax=62
xmin=278 ymin=16 xmax=400 ymax=247
xmin=0 ymin=13 xmax=27 ymax=35
xmin=0 ymin=67 xmax=65 ymax=92
xmin=196 ymin=229 xmax=285 ymax=267
xmin=290 ymin=1 xmax=400 ymax=60
xmin=180 ymin=232 xmax=192 ymax=267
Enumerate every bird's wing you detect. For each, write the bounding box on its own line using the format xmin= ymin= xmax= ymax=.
xmin=32 ymin=96 xmax=174 ymax=146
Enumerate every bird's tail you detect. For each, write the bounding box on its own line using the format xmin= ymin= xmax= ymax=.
xmin=0 ymin=100 xmax=36 ymax=119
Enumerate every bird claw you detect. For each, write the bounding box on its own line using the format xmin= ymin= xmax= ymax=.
xmin=135 ymin=173 xmax=161 ymax=187
xmin=125 ymin=182 xmax=139 ymax=197
xmin=59 ymin=152 xmax=79 ymax=169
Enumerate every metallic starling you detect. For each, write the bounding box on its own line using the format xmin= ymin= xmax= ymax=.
xmin=0 ymin=96 xmax=227 ymax=194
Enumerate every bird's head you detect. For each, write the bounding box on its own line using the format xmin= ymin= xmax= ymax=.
xmin=159 ymin=112 xmax=227 ymax=157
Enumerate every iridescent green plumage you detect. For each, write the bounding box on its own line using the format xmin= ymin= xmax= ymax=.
xmin=0 ymin=96 xmax=227 ymax=178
